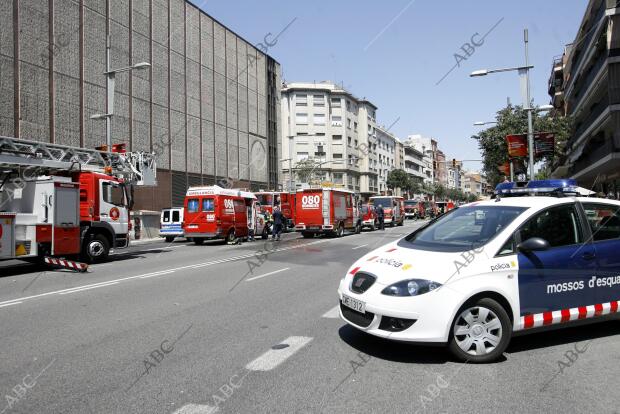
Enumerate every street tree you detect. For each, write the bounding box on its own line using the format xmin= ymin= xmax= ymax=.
xmin=295 ymin=158 xmax=319 ymax=184
xmin=471 ymin=104 xmax=573 ymax=187
xmin=386 ymin=169 xmax=410 ymax=193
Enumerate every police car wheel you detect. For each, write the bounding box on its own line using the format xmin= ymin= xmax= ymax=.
xmin=448 ymin=298 xmax=511 ymax=363
xmin=165 ymin=236 xmax=175 ymax=242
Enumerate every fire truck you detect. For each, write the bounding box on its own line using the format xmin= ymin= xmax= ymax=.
xmin=183 ymin=185 xmax=264 ymax=244
xmin=369 ymin=195 xmax=405 ymax=227
xmin=0 ymin=136 xmax=156 ymax=265
xmin=255 ymin=191 xmax=296 ymax=229
xmin=294 ymin=187 xmax=361 ymax=238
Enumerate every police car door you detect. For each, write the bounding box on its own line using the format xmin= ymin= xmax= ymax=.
xmin=515 ymin=203 xmax=596 ymax=317
xmin=580 ymin=202 xmax=620 ymax=307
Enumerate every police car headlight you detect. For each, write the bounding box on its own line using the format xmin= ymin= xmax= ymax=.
xmin=381 ymin=279 xmax=442 ymax=297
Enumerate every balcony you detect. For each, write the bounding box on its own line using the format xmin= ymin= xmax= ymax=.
xmin=571 ymin=94 xmax=609 ymax=146
xmin=567 ymin=1 xmax=606 ymax=90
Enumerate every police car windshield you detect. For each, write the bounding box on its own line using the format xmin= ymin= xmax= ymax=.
xmin=404 ymin=206 xmax=527 ymax=252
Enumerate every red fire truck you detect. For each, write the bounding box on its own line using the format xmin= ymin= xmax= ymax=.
xmin=255 ymin=191 xmax=296 ymax=229
xmin=183 ymin=186 xmax=261 ymax=244
xmin=0 ymin=136 xmax=157 ymax=265
xmin=294 ymin=188 xmax=361 ymax=238
xmin=369 ymin=195 xmax=405 ymax=227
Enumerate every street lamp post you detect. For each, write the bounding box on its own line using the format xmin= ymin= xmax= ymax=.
xmin=91 ymin=35 xmax=150 ymax=153
xmin=470 ymin=29 xmax=537 ymax=179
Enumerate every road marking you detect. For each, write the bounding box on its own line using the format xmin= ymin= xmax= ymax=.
xmin=245 ymin=267 xmax=290 ymax=282
xmin=0 ymin=239 xmax=330 ymax=308
xmin=0 ymin=301 xmax=22 ymax=308
xmin=322 ymin=305 xmax=340 ymax=318
xmin=352 ymin=244 xmax=368 ymax=250
xmin=246 ymin=336 xmax=313 ymax=371
xmin=172 ymin=403 xmax=218 ymax=414
xmin=139 ymin=270 xmax=176 ymax=279
xmin=58 ymin=281 xmax=120 ymax=295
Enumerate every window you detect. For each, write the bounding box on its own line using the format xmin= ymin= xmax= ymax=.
xmin=313 ymin=95 xmax=325 ymax=106
xmin=582 ymin=203 xmax=620 ymax=241
xmin=296 ymin=152 xmax=309 ymax=161
xmin=332 ymin=115 xmax=342 ymax=122
xmin=519 ymin=205 xmax=583 ymax=248
xmin=354 ymin=139 xmax=358 ymax=147
xmin=172 ymin=210 xmax=180 ymax=222
xmin=333 ymin=153 xmax=343 ymax=159
xmin=102 ymin=182 xmax=125 ymax=206
xmin=354 ymin=122 xmax=358 ymax=131
xmin=333 ymin=173 xmax=343 ymax=184
xmin=162 ymin=211 xmax=171 ymax=222
xmin=202 ymin=198 xmax=215 ymax=212
xmin=295 ymin=113 xmax=308 ymax=124
xmin=187 ymin=199 xmax=200 ymax=213
xmin=405 ymin=206 xmax=527 ymax=252
xmin=313 ymin=113 xmax=325 ymax=125
xmin=296 ymin=94 xmax=307 ymax=106
xmin=331 ymin=97 xmax=341 ymax=107
xmin=332 ymin=135 xmax=342 ymax=141
xmin=347 ymin=137 xmax=352 ymax=146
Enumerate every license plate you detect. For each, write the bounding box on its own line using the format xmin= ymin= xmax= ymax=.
xmin=342 ymin=294 xmax=366 ymax=313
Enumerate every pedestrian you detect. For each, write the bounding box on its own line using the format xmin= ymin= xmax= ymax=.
xmin=376 ymin=204 xmax=385 ymax=230
xmin=272 ymin=205 xmax=284 ymax=241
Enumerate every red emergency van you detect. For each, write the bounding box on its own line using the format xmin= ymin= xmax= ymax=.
xmin=294 ymin=188 xmax=361 ymax=238
xmin=183 ymin=186 xmax=258 ymax=245
xmin=369 ymin=195 xmax=405 ymax=227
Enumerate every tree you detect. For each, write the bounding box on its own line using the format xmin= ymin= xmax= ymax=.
xmin=294 ymin=158 xmax=319 ymax=184
xmin=386 ymin=169 xmax=410 ymax=193
xmin=433 ymin=183 xmax=447 ymax=201
xmin=471 ymin=104 xmax=573 ymax=187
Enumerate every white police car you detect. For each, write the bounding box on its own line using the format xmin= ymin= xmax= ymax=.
xmin=338 ymin=179 xmax=620 ymax=362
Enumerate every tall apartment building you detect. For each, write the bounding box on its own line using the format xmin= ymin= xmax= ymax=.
xmin=281 ymin=82 xmax=378 ymax=197
xmin=549 ymin=0 xmax=620 ymax=196
xmin=375 ymin=125 xmax=398 ymax=194
xmin=0 ymin=0 xmax=281 ymax=209
xmin=406 ymin=134 xmax=435 ymax=184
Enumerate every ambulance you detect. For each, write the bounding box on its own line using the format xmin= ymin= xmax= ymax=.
xmin=294 ymin=187 xmax=361 ymax=238
xmin=339 ymin=179 xmax=620 ymax=362
xmin=183 ymin=186 xmax=261 ymax=244
xmin=369 ymin=196 xmax=405 ymax=227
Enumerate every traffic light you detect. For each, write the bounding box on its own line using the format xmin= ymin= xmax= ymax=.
xmin=452 ymin=158 xmax=456 ymax=168
xmin=433 ymin=161 xmax=437 ymax=170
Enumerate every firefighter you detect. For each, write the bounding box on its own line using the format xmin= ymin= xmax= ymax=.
xmin=376 ymin=204 xmax=385 ymax=230
xmin=272 ymin=205 xmax=284 ymax=241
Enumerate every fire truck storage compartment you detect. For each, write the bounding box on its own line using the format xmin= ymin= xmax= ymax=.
xmin=0 ymin=213 xmax=16 ymax=259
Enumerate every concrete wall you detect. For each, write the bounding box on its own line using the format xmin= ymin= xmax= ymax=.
xmin=0 ymin=0 xmax=281 ymax=210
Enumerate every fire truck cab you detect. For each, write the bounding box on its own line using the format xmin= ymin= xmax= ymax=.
xmin=183 ymin=186 xmax=259 ymax=245
xmin=369 ymin=196 xmax=405 ymax=227
xmin=255 ymin=191 xmax=296 ymax=229
xmin=294 ymin=188 xmax=361 ymax=238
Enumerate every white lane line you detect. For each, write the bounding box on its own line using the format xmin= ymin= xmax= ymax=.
xmin=246 ymin=336 xmax=313 ymax=371
xmin=58 ymin=281 xmax=119 ymax=295
xmin=352 ymin=244 xmax=368 ymax=250
xmin=139 ymin=270 xmax=176 ymax=279
xmin=322 ymin=305 xmax=340 ymax=319
xmin=0 ymin=301 xmax=22 ymax=308
xmin=172 ymin=403 xmax=218 ymax=414
xmin=0 ymin=239 xmax=330 ymax=308
xmin=245 ymin=267 xmax=290 ymax=282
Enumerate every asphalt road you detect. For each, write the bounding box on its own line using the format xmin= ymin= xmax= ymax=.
xmin=0 ymin=221 xmax=619 ymax=414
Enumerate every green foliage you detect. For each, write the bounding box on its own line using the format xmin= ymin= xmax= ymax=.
xmin=471 ymin=104 xmax=573 ymax=187
xmin=294 ymin=158 xmax=320 ymax=183
xmin=386 ymin=169 xmax=410 ymax=191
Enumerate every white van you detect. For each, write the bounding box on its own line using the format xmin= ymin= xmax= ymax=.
xmin=160 ymin=207 xmax=184 ymax=242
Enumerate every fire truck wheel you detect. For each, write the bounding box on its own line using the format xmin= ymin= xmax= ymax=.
xmin=194 ymin=238 xmax=204 ymax=245
xmin=83 ymin=234 xmax=110 ymax=263
xmin=302 ymin=232 xmax=314 ymax=238
xmin=226 ymin=230 xmax=236 ymax=244
xmin=336 ymin=224 xmax=344 ymax=237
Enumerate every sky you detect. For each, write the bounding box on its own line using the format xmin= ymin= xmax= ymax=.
xmin=195 ymin=0 xmax=587 ymax=171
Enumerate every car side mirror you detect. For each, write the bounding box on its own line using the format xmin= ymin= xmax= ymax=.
xmin=517 ymin=237 xmax=550 ymax=253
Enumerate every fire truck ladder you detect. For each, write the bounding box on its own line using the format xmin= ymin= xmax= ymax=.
xmin=0 ymin=136 xmax=157 ymax=186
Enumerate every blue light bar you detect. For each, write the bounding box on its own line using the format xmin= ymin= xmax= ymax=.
xmin=495 ymin=179 xmax=579 ymax=196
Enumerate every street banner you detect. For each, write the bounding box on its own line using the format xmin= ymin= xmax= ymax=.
xmin=498 ymin=162 xmax=511 ymax=176
xmin=534 ymin=133 xmax=555 ymax=157
xmin=505 ymin=134 xmax=528 ymax=157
